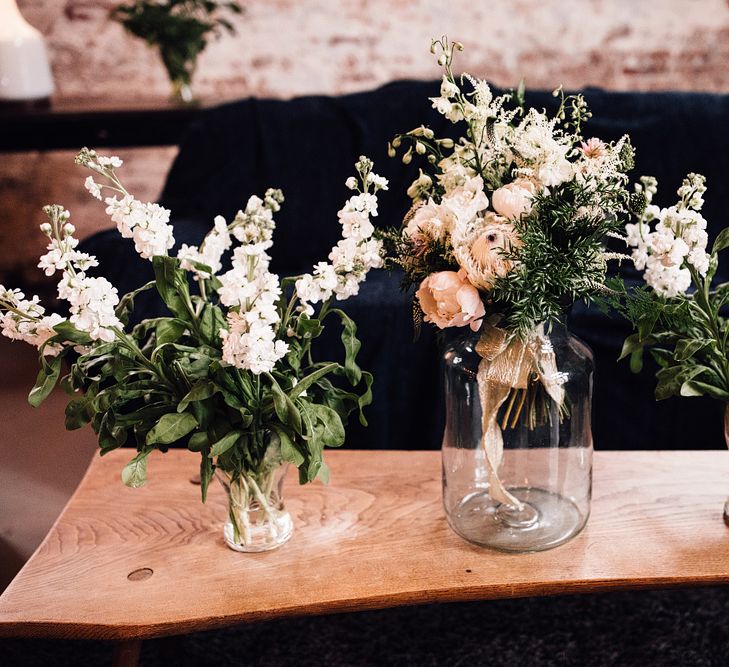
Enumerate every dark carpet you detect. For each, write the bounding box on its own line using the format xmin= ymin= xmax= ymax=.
xmin=2 ymin=586 xmax=728 ymax=666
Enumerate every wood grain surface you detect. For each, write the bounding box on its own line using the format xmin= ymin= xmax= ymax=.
xmin=0 ymin=450 xmax=728 ymax=641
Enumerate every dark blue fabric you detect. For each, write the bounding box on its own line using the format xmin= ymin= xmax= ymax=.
xmin=80 ymin=81 xmax=729 ymax=451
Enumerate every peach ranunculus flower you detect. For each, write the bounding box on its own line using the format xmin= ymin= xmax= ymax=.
xmin=491 ymin=178 xmax=537 ymax=220
xmin=404 ymin=200 xmax=455 ymax=243
xmin=416 ymin=269 xmax=485 ymax=331
xmin=454 ymin=213 xmax=522 ymax=290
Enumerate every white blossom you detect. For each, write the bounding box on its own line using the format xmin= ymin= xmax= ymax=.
xmin=104 ymin=195 xmax=174 ymax=260
xmin=295 ymin=165 xmax=385 ymax=312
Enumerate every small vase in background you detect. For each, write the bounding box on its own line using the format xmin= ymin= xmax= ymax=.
xmin=441 ymin=322 xmax=593 ymax=552
xmin=217 ymin=459 xmax=293 ymax=553
xmin=111 ymin=0 xmax=242 ymax=105
xmin=0 ymin=0 xmax=54 ymax=105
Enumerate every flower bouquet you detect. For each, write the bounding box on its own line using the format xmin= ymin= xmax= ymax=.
xmin=378 ymin=38 xmax=642 ymax=551
xmin=0 ymin=150 xmax=384 ymax=552
xmin=606 ymin=173 xmax=729 ymax=523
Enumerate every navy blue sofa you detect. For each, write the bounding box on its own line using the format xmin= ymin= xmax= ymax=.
xmin=81 ymin=80 xmax=729 ymax=452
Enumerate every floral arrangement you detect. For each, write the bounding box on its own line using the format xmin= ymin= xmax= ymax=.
xmin=0 ymin=149 xmax=384 ymax=548
xmin=377 ymin=38 xmax=641 ymax=508
xmin=607 ymin=173 xmax=729 ymax=405
xmin=380 ymin=38 xmax=641 ymax=340
xmin=112 ymin=0 xmax=243 ymax=102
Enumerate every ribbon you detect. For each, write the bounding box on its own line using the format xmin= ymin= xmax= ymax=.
xmin=475 ymin=320 xmax=566 ymax=510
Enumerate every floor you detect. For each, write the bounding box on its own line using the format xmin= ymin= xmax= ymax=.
xmin=0 ymin=337 xmax=96 ymax=590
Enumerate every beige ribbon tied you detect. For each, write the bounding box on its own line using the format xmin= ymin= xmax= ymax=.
xmin=475 ymin=320 xmax=565 ymax=510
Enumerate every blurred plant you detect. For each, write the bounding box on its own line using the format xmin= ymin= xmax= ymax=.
xmin=111 ymin=0 xmax=243 ymax=103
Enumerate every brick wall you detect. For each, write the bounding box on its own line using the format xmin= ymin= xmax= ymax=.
xmin=3 ymin=0 xmax=729 ymax=283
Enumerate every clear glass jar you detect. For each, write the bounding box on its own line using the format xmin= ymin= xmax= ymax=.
xmin=441 ymin=322 xmax=593 ymax=552
xmin=217 ymin=462 xmax=293 ymax=552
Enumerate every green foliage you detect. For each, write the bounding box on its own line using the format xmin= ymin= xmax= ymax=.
xmin=490 ymin=181 xmax=629 ymax=336
xmin=111 ymin=0 xmax=243 ymax=85
xmin=603 ymin=249 xmax=729 ymax=403
xmin=28 ymin=258 xmax=374 ymax=501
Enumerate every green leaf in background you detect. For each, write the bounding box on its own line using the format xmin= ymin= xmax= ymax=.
xmin=712 ymin=226 xmax=729 ymax=255
xmin=177 ymin=381 xmax=217 ymax=412
xmin=209 ymin=430 xmax=241 ymax=457
xmin=121 ymin=449 xmax=151 ymax=488
xmin=28 ymin=355 xmax=62 ymax=407
xmin=146 ymin=412 xmax=198 ymax=445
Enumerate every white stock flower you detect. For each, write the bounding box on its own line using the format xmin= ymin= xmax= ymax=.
xmin=295 ymin=166 xmax=385 ymax=311
xmin=58 ymin=275 xmax=121 ymax=342
xmin=104 ymin=195 xmax=174 ymax=260
xmin=84 ymin=176 xmax=102 ymax=200
xmin=179 ymin=215 xmax=232 ymax=278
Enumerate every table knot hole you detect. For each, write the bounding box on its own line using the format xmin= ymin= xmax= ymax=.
xmin=127 ymin=568 xmax=154 ymax=582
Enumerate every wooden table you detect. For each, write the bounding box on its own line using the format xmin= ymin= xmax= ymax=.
xmin=1 ymin=449 xmax=728 ymax=665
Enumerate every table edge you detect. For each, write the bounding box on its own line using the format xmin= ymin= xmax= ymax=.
xmin=0 ymin=574 xmax=728 ymax=641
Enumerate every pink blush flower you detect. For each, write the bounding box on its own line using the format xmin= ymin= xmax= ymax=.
xmin=416 ymin=269 xmax=485 ymax=331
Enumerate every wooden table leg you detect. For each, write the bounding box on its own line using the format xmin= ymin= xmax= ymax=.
xmin=112 ymin=639 xmax=142 ymax=667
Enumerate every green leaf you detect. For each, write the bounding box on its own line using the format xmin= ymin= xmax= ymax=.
xmin=188 ymin=431 xmax=208 ymax=452
xmin=628 ymin=348 xmax=643 ymax=374
xmin=683 ymin=381 xmax=729 ymax=401
xmin=121 ymin=450 xmax=151 ymax=488
xmin=200 ymin=452 xmax=214 ymax=503
xmin=357 ymin=371 xmax=374 ymax=426
xmin=28 ymin=355 xmax=62 ymax=407
xmin=156 ymin=318 xmax=188 ymax=345
xmin=310 ymin=404 xmax=345 ymax=447
xmin=713 ymin=226 xmax=729 ymax=254
xmin=200 ymin=303 xmax=226 ymax=343
xmin=65 ymin=397 xmax=91 ymax=430
xmin=209 ymin=430 xmax=241 ymax=457
xmin=52 ymin=321 xmax=93 ymax=344
xmin=115 ymin=280 xmax=155 ymax=326
xmin=330 ymin=308 xmax=362 ymax=385
xmin=654 ymin=365 xmax=683 ymax=401
xmin=274 ymin=426 xmax=305 ymax=467
xmin=152 ymin=255 xmax=191 ymax=320
xmin=177 ymin=381 xmax=217 ymax=412
xmin=317 ymin=460 xmax=330 ymax=484
xmin=674 ymin=338 xmax=712 ymax=362
xmin=268 ymin=373 xmax=302 ymax=434
xmin=619 ymin=334 xmax=645 ymax=361
xmin=146 ymin=412 xmax=198 ymax=445
xmin=289 ymin=363 xmax=339 ymax=399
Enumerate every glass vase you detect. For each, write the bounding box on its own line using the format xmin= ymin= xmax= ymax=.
xmin=441 ymin=321 xmax=593 ymax=552
xmin=217 ymin=463 xmax=293 ymax=552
